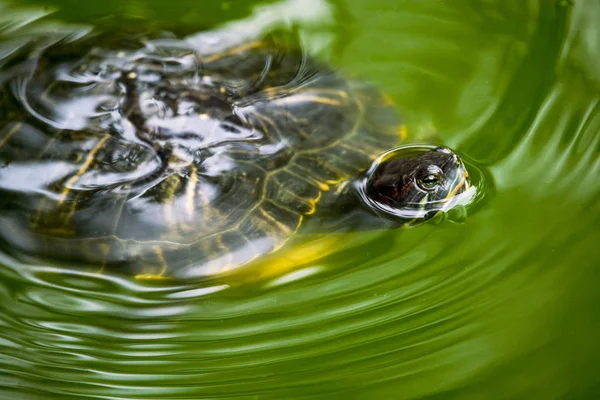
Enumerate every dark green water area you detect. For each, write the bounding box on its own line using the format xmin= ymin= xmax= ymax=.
xmin=0 ymin=0 xmax=599 ymax=398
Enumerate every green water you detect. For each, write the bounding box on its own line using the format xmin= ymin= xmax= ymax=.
xmin=1 ymin=0 xmax=599 ymax=399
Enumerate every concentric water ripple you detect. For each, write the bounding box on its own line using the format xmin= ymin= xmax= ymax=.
xmin=1 ymin=0 xmax=600 ymax=399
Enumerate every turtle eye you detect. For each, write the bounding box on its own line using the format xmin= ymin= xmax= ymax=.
xmin=418 ymin=174 xmax=441 ymax=190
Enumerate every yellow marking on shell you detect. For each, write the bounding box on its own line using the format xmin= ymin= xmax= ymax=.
xmin=254 ymin=113 xmax=284 ymax=141
xmin=252 ymin=112 xmax=284 ymax=141
xmin=202 ymin=40 xmax=264 ymax=63
xmin=261 ymin=87 xmax=280 ymax=98
xmin=272 ymin=108 xmax=310 ymax=125
xmin=338 ymin=142 xmax=376 ymax=160
xmin=313 ymin=180 xmax=330 ymax=191
xmin=305 ymin=191 xmax=322 ymax=215
xmin=301 ymin=89 xmax=371 ymax=158
xmin=269 ymin=200 xmax=310 ymax=219
xmin=263 ymin=87 xmax=350 ymax=100
xmin=292 ymin=154 xmax=350 ymax=188
xmin=186 ymin=165 xmax=198 ymax=218
xmin=322 ymin=89 xmax=349 ymax=99
xmin=196 ymin=171 xmax=303 ymax=258
xmin=267 ymin=108 xmax=312 ymax=138
xmin=0 ymin=122 xmax=22 ymax=148
xmin=314 ymin=157 xmax=351 ymax=184
xmin=269 ymin=175 xmax=321 ymax=213
xmin=135 ymin=246 xmax=169 ymax=280
xmin=58 ymin=135 xmax=111 ymax=205
xmin=285 ymin=169 xmax=330 ymax=191
xmin=252 ymin=114 xmax=271 ymax=136
xmin=327 ymin=176 xmax=348 ymax=186
xmin=127 ymin=72 xmax=137 ymax=79
xmin=37 ymin=127 xmax=61 ymax=158
xmin=258 ymin=207 xmax=293 ymax=236
xmin=272 ymin=94 xmax=342 ymax=106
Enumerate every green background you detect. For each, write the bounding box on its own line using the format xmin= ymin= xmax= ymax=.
xmin=0 ymin=0 xmax=599 ymax=398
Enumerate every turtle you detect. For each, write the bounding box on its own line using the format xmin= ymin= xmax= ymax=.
xmin=0 ymin=31 xmax=471 ymax=280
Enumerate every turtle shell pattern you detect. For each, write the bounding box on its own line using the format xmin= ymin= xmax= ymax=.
xmin=0 ymin=33 xmax=402 ymax=278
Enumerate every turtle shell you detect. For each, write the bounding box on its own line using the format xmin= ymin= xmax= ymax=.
xmin=0 ymin=32 xmax=403 ymax=278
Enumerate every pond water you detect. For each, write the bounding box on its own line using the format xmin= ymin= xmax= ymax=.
xmin=0 ymin=0 xmax=599 ymax=399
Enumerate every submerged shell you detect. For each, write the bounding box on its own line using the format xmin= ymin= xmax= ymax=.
xmin=0 ymin=33 xmax=402 ymax=278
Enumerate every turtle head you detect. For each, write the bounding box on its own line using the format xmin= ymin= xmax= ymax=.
xmin=360 ymin=146 xmax=471 ymax=223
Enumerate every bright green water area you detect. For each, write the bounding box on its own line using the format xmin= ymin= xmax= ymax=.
xmin=0 ymin=0 xmax=599 ymax=399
